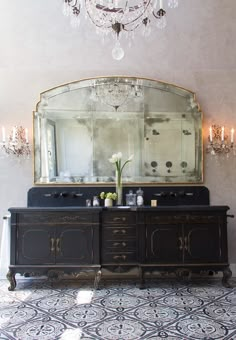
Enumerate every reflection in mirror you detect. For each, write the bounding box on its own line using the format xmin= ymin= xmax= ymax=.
xmin=34 ymin=77 xmax=202 ymax=184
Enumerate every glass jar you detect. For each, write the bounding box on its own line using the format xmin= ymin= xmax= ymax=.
xmin=126 ymin=190 xmax=136 ymax=206
xmin=93 ymin=196 xmax=100 ymax=207
xmin=136 ymin=188 xmax=144 ymax=206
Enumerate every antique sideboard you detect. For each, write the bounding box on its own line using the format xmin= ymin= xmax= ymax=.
xmin=7 ymin=186 xmax=233 ymax=290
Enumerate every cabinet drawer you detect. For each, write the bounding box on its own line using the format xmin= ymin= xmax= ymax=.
xmin=102 ymin=252 xmax=137 ymax=263
xmin=103 ymin=239 xmax=136 ymax=250
xmin=102 ymin=212 xmax=136 ymax=224
xmin=103 ymin=226 xmax=136 ymax=239
xmin=147 ymin=214 xmax=219 ymax=224
xmin=17 ymin=212 xmax=98 ymax=224
xmin=187 ymin=215 xmax=219 ymax=223
xmin=147 ymin=214 xmax=182 ymax=224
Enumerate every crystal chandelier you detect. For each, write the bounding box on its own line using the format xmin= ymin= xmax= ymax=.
xmin=90 ymin=80 xmax=143 ymax=110
xmin=63 ymin=0 xmax=179 ymax=60
xmin=1 ymin=126 xmax=31 ymax=158
xmin=206 ymin=125 xmax=235 ymax=155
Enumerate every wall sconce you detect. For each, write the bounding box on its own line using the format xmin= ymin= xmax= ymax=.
xmin=207 ymin=124 xmax=234 ymax=155
xmin=1 ymin=126 xmax=31 ymax=157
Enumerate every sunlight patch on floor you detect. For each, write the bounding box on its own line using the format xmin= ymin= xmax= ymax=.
xmin=76 ymin=289 xmax=94 ymax=304
xmin=59 ymin=328 xmax=82 ymax=340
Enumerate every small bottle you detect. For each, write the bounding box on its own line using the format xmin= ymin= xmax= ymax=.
xmin=86 ymin=199 xmax=91 ymax=207
xmin=136 ymin=188 xmax=144 ymax=206
xmin=126 ymin=190 xmax=136 ymax=206
xmin=93 ymin=196 xmax=100 ymax=207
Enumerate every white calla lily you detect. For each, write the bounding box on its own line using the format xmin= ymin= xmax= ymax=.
xmin=117 ymin=152 xmax=122 ymax=159
xmin=108 ymin=152 xmax=133 ymax=205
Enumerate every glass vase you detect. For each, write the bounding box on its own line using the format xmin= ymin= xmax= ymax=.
xmin=116 ymin=170 xmax=123 ymax=205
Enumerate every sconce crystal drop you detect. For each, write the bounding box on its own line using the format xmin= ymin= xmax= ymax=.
xmin=1 ymin=126 xmax=31 ymax=158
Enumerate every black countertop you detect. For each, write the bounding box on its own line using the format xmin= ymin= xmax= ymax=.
xmin=8 ymin=205 xmax=230 ymax=212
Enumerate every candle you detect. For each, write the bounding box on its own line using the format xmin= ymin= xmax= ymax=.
xmin=231 ymin=128 xmax=234 ymax=143
xmin=160 ymin=0 xmax=163 ymax=8
xmin=25 ymin=128 xmax=29 ymax=143
xmin=2 ymin=126 xmax=6 ymax=143
xmin=12 ymin=127 xmax=16 ymax=142
xmin=209 ymin=126 xmax=213 ymax=142
xmin=221 ymin=126 xmax=224 ymax=142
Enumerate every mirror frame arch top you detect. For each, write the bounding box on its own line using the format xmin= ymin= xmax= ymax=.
xmin=34 ymin=76 xmax=203 ymax=185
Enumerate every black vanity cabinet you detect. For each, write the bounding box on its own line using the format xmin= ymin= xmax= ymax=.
xmin=138 ymin=206 xmax=231 ymax=286
xmin=7 ymin=208 xmax=101 ymax=291
xmin=7 ymin=202 xmax=232 ymax=290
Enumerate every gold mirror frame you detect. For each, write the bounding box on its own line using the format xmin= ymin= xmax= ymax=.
xmin=34 ymin=76 xmax=203 ymax=185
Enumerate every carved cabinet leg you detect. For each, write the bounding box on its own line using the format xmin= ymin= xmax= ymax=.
xmin=139 ymin=267 xmax=145 ymax=289
xmin=222 ymin=266 xmax=232 ymax=288
xmin=94 ymin=269 xmax=102 ymax=290
xmin=7 ymin=269 xmax=16 ymax=291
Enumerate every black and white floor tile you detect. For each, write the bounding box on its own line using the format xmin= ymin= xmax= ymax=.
xmin=0 ymin=278 xmax=235 ymax=339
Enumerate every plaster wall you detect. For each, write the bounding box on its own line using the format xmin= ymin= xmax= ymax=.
xmin=0 ymin=0 xmax=236 ymax=274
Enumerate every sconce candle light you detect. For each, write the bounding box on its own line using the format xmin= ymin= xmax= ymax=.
xmin=1 ymin=126 xmax=30 ymax=157
xmin=207 ymin=124 xmax=234 ymax=155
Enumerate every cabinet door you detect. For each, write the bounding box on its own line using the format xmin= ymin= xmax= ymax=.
xmin=146 ymin=224 xmax=182 ymax=263
xmin=55 ymin=226 xmax=95 ymax=264
xmin=17 ymin=226 xmax=55 ymax=265
xmin=184 ymin=224 xmax=221 ymax=263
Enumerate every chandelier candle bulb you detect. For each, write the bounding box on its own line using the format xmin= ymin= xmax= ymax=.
xmin=160 ymin=0 xmax=163 ymax=8
xmin=209 ymin=126 xmax=213 ymax=142
xmin=2 ymin=126 xmax=6 ymax=143
xmin=231 ymin=128 xmax=234 ymax=143
xmin=221 ymin=126 xmax=224 ymax=142
xmin=25 ymin=128 xmax=29 ymax=143
xmin=12 ymin=127 xmax=16 ymax=143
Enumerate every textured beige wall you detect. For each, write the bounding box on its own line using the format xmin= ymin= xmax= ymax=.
xmin=0 ymin=0 xmax=236 ymax=273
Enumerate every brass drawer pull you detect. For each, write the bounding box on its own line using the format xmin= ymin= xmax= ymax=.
xmin=178 ymin=237 xmax=183 ymax=250
xmin=113 ymin=242 xmax=127 ymax=247
xmin=113 ymin=217 xmax=126 ymax=222
xmin=113 ymin=255 xmax=127 ymax=260
xmin=50 ymin=238 xmax=55 ymax=252
xmin=56 ymin=238 xmax=61 ymax=253
xmin=184 ymin=236 xmax=188 ymax=251
xmin=113 ymin=229 xmax=126 ymax=234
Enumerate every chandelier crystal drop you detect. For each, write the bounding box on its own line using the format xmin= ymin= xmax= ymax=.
xmin=62 ymin=0 xmax=179 ymax=60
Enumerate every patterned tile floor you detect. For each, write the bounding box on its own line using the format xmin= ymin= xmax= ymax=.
xmin=0 ymin=278 xmax=235 ymax=340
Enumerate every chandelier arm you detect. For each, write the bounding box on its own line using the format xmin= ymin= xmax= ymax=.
xmin=84 ymin=0 xmax=152 ymax=30
xmin=122 ymin=0 xmax=153 ymax=30
xmin=88 ymin=1 xmax=150 ymax=14
xmin=122 ymin=20 xmax=145 ymax=32
xmin=153 ymin=8 xmax=166 ymax=18
xmin=66 ymin=0 xmax=78 ymax=9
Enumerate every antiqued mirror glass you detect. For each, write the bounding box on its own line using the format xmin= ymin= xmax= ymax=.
xmin=34 ymin=76 xmax=203 ymax=184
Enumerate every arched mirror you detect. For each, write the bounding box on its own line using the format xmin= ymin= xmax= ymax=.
xmin=34 ymin=76 xmax=203 ymax=185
